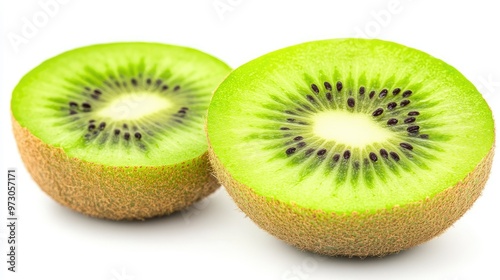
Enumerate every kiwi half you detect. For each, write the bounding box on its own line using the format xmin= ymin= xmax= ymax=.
xmin=207 ymin=39 xmax=495 ymax=257
xmin=12 ymin=42 xmax=231 ymax=220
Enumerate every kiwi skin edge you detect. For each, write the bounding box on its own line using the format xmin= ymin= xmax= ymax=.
xmin=13 ymin=117 xmax=219 ymax=220
xmin=208 ymin=140 xmax=495 ymax=257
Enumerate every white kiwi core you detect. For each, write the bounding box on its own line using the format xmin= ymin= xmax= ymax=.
xmin=98 ymin=93 xmax=171 ymax=121
xmin=312 ymin=111 xmax=392 ymax=147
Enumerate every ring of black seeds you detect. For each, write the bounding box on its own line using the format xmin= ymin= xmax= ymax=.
xmin=65 ymin=74 xmax=191 ymax=151
xmin=271 ymin=80 xmax=436 ymax=182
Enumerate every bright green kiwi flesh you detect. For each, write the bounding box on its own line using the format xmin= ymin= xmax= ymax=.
xmin=207 ymin=38 xmax=495 ymax=256
xmin=12 ymin=42 xmax=231 ymax=220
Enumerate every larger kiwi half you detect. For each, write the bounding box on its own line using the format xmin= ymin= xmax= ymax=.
xmin=12 ymin=42 xmax=231 ymax=220
xmin=207 ymin=39 xmax=495 ymax=257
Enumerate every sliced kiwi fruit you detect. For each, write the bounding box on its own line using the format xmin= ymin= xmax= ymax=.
xmin=11 ymin=42 xmax=231 ymax=220
xmin=207 ymin=39 xmax=495 ymax=257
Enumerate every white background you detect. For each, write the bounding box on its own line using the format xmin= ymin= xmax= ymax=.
xmin=1 ymin=1 xmax=499 ymax=279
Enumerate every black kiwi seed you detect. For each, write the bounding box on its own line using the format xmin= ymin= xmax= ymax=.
xmin=181 ymin=107 xmax=189 ymax=110
xmin=297 ymin=142 xmax=306 ymax=148
xmin=82 ymin=103 xmax=91 ymax=111
xmin=390 ymin=152 xmax=400 ymax=161
xmin=379 ymin=89 xmax=388 ymax=98
xmin=387 ymin=102 xmax=397 ymax=110
xmin=91 ymin=94 xmax=99 ymax=100
xmin=392 ymin=88 xmax=401 ymax=95
xmin=146 ymin=78 xmax=152 ymax=85
xmin=88 ymin=124 xmax=96 ymax=131
xmin=400 ymin=100 xmax=410 ymax=107
xmin=387 ymin=118 xmax=398 ymax=126
xmin=114 ymin=129 xmax=120 ymax=135
xmin=123 ymin=124 xmax=128 ymax=129
xmin=134 ymin=132 xmax=142 ymax=140
xmin=131 ymin=78 xmax=138 ymax=86
xmin=380 ymin=149 xmax=389 ymax=159
xmin=317 ymin=149 xmax=327 ymax=156
xmin=69 ymin=101 xmax=78 ymax=107
xmin=372 ymin=108 xmax=384 ymax=117
xmin=293 ymin=136 xmax=303 ymax=141
xmin=326 ymin=92 xmax=333 ymax=101
xmin=336 ymin=81 xmax=343 ymax=92
xmin=400 ymin=142 xmax=413 ymax=150
xmin=285 ymin=110 xmax=296 ymax=115
xmin=69 ymin=110 xmax=77 ymax=115
xmin=155 ymin=79 xmax=162 ymax=86
xmin=280 ymin=127 xmax=290 ymax=130
xmin=301 ymin=104 xmax=312 ymax=111
xmin=407 ymin=126 xmax=420 ymax=133
xmin=369 ymin=152 xmax=378 ymax=162
xmin=359 ymin=86 xmax=365 ymax=95
xmin=161 ymin=85 xmax=169 ymax=91
xmin=124 ymin=132 xmax=130 ymax=140
xmin=347 ymin=97 xmax=355 ymax=108
xmin=174 ymin=85 xmax=181 ymax=91
xmin=404 ymin=117 xmax=416 ymax=123
xmin=99 ymin=122 xmax=106 ymax=130
xmin=311 ymin=84 xmax=319 ymax=93
xmin=408 ymin=111 xmax=420 ymax=116
xmin=287 ymin=118 xmax=295 ymax=122
xmin=353 ymin=161 xmax=360 ymax=169
xmin=324 ymin=82 xmax=332 ymax=91
xmin=305 ymin=148 xmax=315 ymax=156
xmin=306 ymin=95 xmax=316 ymax=103
xmin=333 ymin=154 xmax=340 ymax=162
xmin=369 ymin=90 xmax=375 ymax=99
xmin=343 ymin=150 xmax=351 ymax=160
xmin=286 ymin=147 xmax=296 ymax=155
xmin=94 ymin=89 xmax=102 ymax=95
xmin=420 ymin=134 xmax=429 ymax=139
xmin=89 ymin=119 xmax=95 ymax=123
xmin=402 ymin=90 xmax=413 ymax=98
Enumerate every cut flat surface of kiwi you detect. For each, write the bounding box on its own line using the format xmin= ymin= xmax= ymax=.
xmin=12 ymin=42 xmax=231 ymax=220
xmin=207 ymin=39 xmax=495 ymax=256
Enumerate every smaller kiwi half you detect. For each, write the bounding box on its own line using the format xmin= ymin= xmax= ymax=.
xmin=207 ymin=39 xmax=495 ymax=257
xmin=12 ymin=42 xmax=231 ymax=220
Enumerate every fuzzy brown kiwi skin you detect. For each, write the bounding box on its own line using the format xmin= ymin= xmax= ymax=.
xmin=13 ymin=116 xmax=219 ymax=220
xmin=208 ymin=140 xmax=495 ymax=257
